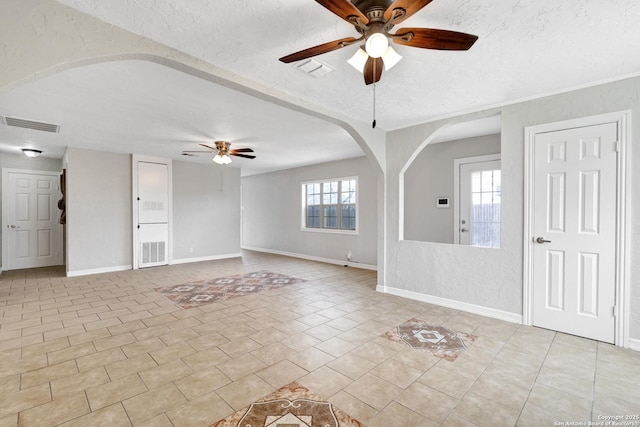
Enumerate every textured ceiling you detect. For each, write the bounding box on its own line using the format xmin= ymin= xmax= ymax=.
xmin=0 ymin=60 xmax=361 ymax=176
xmin=53 ymin=0 xmax=640 ymax=128
xmin=1 ymin=0 xmax=639 ymax=174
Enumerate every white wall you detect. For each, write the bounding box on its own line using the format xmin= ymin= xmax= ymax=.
xmin=404 ymin=134 xmax=500 ymax=243
xmin=172 ymin=161 xmax=241 ymax=261
xmin=64 ymin=151 xmax=242 ymax=274
xmin=385 ymin=76 xmax=640 ymax=340
xmin=66 ymin=147 xmax=132 ymax=274
xmin=241 ymin=156 xmax=378 ymax=267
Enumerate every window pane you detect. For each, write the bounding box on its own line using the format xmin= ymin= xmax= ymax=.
xmin=481 ymin=171 xmax=494 ymax=192
xmin=341 ymin=205 xmax=356 ymax=230
xmin=341 ymin=179 xmax=356 ymax=204
xmin=470 ymin=168 xmax=500 ymax=248
xmin=305 ymin=183 xmax=321 ymax=207
xmin=323 ymin=181 xmax=338 ymax=204
xmin=306 ymin=205 xmax=319 ymax=228
xmin=324 ymin=205 xmax=337 ymax=228
xmin=306 ymin=183 xmax=319 ymax=196
xmin=493 ymin=170 xmax=501 ymax=191
xmin=471 ymin=172 xmax=481 ymax=193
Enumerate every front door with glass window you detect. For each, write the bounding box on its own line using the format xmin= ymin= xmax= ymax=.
xmin=455 ymin=155 xmax=501 ymax=247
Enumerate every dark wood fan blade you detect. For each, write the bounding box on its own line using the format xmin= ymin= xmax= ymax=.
xmin=279 ymin=37 xmax=358 ymax=63
xmin=393 ymin=28 xmax=478 ymax=50
xmin=315 ymin=0 xmax=369 ymax=25
xmin=199 ymin=143 xmax=217 ymax=150
xmin=230 ymin=148 xmax=254 ymax=153
xmin=363 ymin=56 xmax=383 ymax=85
xmin=384 ymin=0 xmax=433 ymax=23
xmin=231 ymin=153 xmax=256 ymax=159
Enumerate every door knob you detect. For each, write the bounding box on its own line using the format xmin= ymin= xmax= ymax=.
xmin=536 ymin=237 xmax=551 ymax=243
xmin=8 ymin=224 xmax=20 ymax=229
xmin=460 ymin=228 xmax=469 ymax=232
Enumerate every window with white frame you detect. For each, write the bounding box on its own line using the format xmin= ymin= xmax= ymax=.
xmin=302 ymin=178 xmax=357 ymax=232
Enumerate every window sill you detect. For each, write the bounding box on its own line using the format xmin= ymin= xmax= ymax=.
xmin=301 ymin=227 xmax=359 ymax=236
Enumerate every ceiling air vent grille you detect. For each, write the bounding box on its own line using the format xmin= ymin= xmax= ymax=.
xmin=293 ymin=59 xmax=333 ymax=78
xmin=1 ymin=116 xmax=60 ymax=133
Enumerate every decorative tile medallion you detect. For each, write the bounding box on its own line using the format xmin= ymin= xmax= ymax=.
xmin=384 ymin=318 xmax=477 ymax=361
xmin=155 ymin=271 xmax=305 ymax=309
xmin=211 ymin=382 xmax=364 ymax=427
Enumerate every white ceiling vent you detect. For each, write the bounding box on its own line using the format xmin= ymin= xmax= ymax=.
xmin=1 ymin=115 xmax=60 ymax=133
xmin=293 ymin=59 xmax=333 ymax=78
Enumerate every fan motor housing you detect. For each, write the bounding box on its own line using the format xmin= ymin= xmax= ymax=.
xmin=352 ymin=0 xmax=393 ymax=13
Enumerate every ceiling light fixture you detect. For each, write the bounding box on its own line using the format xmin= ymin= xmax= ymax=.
xmin=348 ymin=45 xmax=402 ymax=73
xmin=21 ymin=148 xmax=42 ymax=158
xmin=364 ymin=32 xmax=389 ymax=58
xmin=279 ymin=0 xmax=478 ymax=88
xmin=212 ymin=153 xmax=232 ymax=165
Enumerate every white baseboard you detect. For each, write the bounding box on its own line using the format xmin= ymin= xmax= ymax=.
xmin=377 ymin=285 xmax=522 ymax=324
xmin=171 ymin=253 xmax=242 ymax=265
xmin=65 ymin=252 xmax=243 ymax=276
xmin=629 ymin=338 xmax=640 ymax=352
xmin=242 ymin=246 xmax=377 ymax=271
xmin=66 ymin=264 xmax=132 ymax=277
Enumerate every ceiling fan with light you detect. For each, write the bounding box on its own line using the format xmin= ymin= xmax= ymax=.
xmin=279 ymin=0 xmax=478 ymax=85
xmin=182 ymin=141 xmax=256 ymax=165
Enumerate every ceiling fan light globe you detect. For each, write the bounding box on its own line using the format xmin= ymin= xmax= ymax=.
xmin=381 ymin=46 xmax=402 ymax=70
xmin=365 ymin=33 xmax=389 ymax=58
xmin=347 ymin=48 xmax=369 ymax=72
xmin=213 ymin=154 xmax=232 ymax=165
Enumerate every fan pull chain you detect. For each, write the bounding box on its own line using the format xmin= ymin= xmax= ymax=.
xmin=220 ymin=167 xmax=224 ymax=192
xmin=372 ymin=60 xmax=377 ymax=129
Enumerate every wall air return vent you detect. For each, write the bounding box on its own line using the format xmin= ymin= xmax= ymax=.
xmin=1 ymin=115 xmax=60 ymax=133
xmin=142 ymin=241 xmax=166 ymax=265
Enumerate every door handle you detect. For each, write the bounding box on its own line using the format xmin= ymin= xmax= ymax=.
xmin=460 ymin=228 xmax=469 ymax=232
xmin=8 ymin=225 xmax=20 ymax=229
xmin=535 ymin=237 xmax=551 ymax=244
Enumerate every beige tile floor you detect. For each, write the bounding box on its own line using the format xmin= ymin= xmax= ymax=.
xmin=1 ymin=250 xmax=639 ymax=426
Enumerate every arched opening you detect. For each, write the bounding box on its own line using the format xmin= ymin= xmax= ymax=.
xmin=401 ymin=114 xmax=502 ymax=246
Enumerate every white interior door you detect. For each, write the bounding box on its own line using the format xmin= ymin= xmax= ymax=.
xmin=3 ymin=170 xmax=62 ymax=270
xmin=532 ymin=122 xmax=617 ymax=343
xmin=456 ymin=156 xmax=501 ymax=247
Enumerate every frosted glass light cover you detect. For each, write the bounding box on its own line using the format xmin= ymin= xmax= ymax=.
xmin=382 ymin=46 xmax=402 ymax=70
xmin=213 ymin=154 xmax=232 ymax=164
xmin=347 ymin=48 xmax=369 ymax=72
xmin=365 ymin=33 xmax=389 ymax=58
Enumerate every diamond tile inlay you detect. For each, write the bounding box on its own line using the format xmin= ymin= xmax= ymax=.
xmin=384 ymin=318 xmax=476 ymax=361
xmin=155 ymin=271 xmax=305 ymax=309
xmin=211 ymin=381 xmax=364 ymax=427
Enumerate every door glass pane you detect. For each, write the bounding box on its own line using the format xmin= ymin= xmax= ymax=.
xmin=470 ymin=169 xmax=501 ymax=248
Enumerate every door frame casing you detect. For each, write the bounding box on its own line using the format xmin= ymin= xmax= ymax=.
xmin=523 ymin=111 xmax=631 ymax=347
xmin=1 ymin=168 xmax=63 ymax=270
